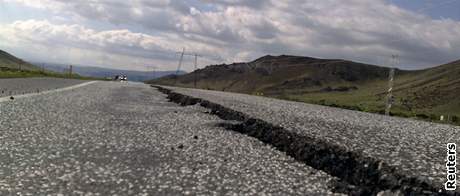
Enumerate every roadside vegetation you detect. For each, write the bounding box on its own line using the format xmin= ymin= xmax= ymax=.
xmin=275 ymin=92 xmax=460 ymax=126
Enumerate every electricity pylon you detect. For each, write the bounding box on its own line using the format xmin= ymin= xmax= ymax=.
xmin=385 ymin=55 xmax=399 ymax=116
xmin=174 ymin=48 xmax=185 ymax=85
xmin=183 ymin=53 xmax=202 ymax=88
xmin=176 ymin=48 xmax=185 ymax=76
xmin=175 ymin=49 xmax=202 ymax=88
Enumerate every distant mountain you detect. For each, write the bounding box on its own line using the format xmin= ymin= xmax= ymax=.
xmin=0 ymin=49 xmax=183 ymax=81
xmin=0 ymin=50 xmax=92 ymax=79
xmin=149 ymin=55 xmax=460 ymax=121
xmin=38 ymin=63 xmax=186 ymax=82
xmin=149 ymin=55 xmax=407 ymax=93
xmin=0 ymin=50 xmax=40 ymax=71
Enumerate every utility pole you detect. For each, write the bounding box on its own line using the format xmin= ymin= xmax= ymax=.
xmin=194 ymin=54 xmax=198 ymax=88
xmin=385 ymin=55 xmax=398 ymax=116
xmin=69 ymin=65 xmax=73 ymax=78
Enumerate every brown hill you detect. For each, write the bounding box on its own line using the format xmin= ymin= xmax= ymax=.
xmin=148 ymin=55 xmax=460 ymax=122
xmin=150 ymin=55 xmax=407 ymax=93
xmin=0 ymin=50 xmax=39 ymax=71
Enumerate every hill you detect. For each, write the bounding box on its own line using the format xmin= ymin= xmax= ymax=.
xmin=0 ymin=49 xmax=97 ymax=80
xmin=40 ymin=63 xmax=186 ymax=82
xmin=149 ymin=55 xmax=408 ymax=93
xmin=149 ymin=55 xmax=460 ymax=124
xmin=0 ymin=50 xmax=40 ymax=71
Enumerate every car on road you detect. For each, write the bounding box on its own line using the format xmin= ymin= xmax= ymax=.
xmin=121 ymin=75 xmax=127 ymax=81
xmin=114 ymin=75 xmax=128 ymax=82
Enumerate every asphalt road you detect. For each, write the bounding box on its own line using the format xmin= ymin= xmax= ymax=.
xmin=158 ymin=86 xmax=460 ymax=195
xmin=0 ymin=81 xmax=342 ymax=195
xmin=0 ymin=78 xmax=86 ymax=97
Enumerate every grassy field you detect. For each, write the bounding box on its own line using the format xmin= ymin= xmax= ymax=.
xmin=271 ymin=71 xmax=460 ymax=126
xmin=150 ymin=55 xmax=460 ymax=126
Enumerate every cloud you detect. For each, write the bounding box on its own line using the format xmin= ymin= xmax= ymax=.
xmin=2 ymin=0 xmax=460 ymax=70
xmin=0 ymin=19 xmax=222 ymax=70
xmin=201 ymin=0 xmax=271 ymax=9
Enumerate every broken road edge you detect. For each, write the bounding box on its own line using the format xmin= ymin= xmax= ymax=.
xmin=152 ymin=85 xmax=456 ymax=196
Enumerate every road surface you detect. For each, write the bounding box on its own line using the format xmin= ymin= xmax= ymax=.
xmin=156 ymin=85 xmax=460 ymax=195
xmin=0 ymin=78 xmax=86 ymax=97
xmin=0 ymin=80 xmax=343 ymax=195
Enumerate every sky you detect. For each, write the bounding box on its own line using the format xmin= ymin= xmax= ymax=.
xmin=0 ymin=0 xmax=459 ymax=71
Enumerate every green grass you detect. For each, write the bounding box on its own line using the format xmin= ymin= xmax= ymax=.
xmin=155 ymin=75 xmax=460 ymax=126
xmin=270 ymin=78 xmax=460 ymax=126
xmin=0 ymin=67 xmax=105 ymax=80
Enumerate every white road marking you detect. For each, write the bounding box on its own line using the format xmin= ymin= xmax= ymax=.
xmin=0 ymin=81 xmax=98 ymax=103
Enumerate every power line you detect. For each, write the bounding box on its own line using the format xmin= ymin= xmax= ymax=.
xmin=178 ymin=51 xmax=203 ymax=88
xmin=173 ymin=48 xmax=206 ymax=87
xmin=376 ymin=0 xmax=458 ymax=97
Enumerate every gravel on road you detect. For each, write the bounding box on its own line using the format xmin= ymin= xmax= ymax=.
xmin=0 ymin=81 xmax=343 ymax=195
xmin=156 ymin=85 xmax=460 ymax=195
xmin=0 ymin=78 xmax=86 ymax=98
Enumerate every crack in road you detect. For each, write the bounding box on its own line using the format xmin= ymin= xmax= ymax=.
xmin=153 ymin=85 xmax=455 ymax=196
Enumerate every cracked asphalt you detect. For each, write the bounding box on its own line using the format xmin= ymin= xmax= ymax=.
xmin=163 ymin=86 xmax=460 ymax=192
xmin=0 ymin=81 xmax=342 ymax=195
